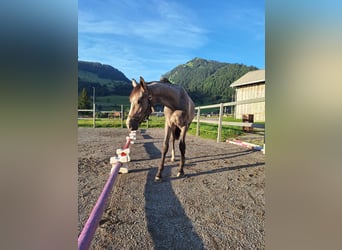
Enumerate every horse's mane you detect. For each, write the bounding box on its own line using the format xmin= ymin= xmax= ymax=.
xmin=159 ymin=77 xmax=171 ymax=83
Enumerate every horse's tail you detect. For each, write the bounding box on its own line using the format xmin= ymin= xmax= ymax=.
xmin=174 ymin=127 xmax=181 ymax=140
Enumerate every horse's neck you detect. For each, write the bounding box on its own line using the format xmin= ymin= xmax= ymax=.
xmin=149 ymin=83 xmax=182 ymax=110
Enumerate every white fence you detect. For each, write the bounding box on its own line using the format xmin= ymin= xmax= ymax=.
xmin=193 ymin=97 xmax=265 ymax=143
xmin=77 ymin=98 xmax=265 ymax=151
xmin=78 ymin=105 xmax=95 ymax=128
xmin=78 ymin=105 xmax=125 ymax=128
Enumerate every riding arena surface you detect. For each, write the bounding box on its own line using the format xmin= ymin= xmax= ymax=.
xmin=78 ymin=128 xmax=265 ymax=249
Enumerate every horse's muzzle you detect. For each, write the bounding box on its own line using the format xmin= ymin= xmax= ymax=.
xmin=126 ymin=117 xmax=139 ymax=131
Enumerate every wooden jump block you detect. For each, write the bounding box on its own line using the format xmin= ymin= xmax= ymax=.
xmin=110 ymin=155 xmax=129 ymax=174
xmin=128 ymin=131 xmax=137 ymax=143
xmin=109 ymin=131 xmax=137 ymax=174
xmin=116 ymin=148 xmax=131 ymax=162
xmin=118 ymin=164 xmax=129 ymax=174
xmin=110 ymin=148 xmax=130 ymax=174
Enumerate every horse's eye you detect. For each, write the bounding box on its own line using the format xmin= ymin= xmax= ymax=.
xmin=137 ymin=97 xmax=144 ymax=104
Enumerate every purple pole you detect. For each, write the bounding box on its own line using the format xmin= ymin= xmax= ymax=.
xmin=78 ymin=161 xmax=122 ymax=250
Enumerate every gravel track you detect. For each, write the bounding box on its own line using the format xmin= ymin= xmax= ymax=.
xmin=78 ymin=128 xmax=265 ymax=249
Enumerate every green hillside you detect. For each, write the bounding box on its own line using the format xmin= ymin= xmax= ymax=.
xmin=78 ymin=61 xmax=132 ymax=97
xmin=162 ymin=57 xmax=258 ymax=105
xmin=95 ymin=95 xmax=130 ymax=111
xmin=78 ymin=58 xmax=259 ymax=110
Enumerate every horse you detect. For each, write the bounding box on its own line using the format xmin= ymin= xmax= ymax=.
xmin=126 ymin=76 xmax=195 ymax=181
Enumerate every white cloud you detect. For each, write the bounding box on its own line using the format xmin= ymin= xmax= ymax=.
xmin=78 ymin=34 xmax=192 ymax=80
xmin=78 ymin=1 xmax=207 ymax=49
xmin=78 ymin=0 xmax=265 ymax=77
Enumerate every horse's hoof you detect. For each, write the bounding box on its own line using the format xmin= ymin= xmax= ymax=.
xmin=177 ymin=171 xmax=185 ymax=177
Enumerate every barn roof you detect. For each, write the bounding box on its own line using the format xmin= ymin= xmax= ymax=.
xmin=230 ymin=69 xmax=265 ymax=87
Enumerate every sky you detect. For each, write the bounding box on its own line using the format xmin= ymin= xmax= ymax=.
xmin=78 ymin=0 xmax=264 ymax=81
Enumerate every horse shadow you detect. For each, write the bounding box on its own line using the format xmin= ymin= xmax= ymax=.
xmin=141 ymin=131 xmax=205 ymax=249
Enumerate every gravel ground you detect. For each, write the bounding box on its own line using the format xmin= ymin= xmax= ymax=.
xmin=78 ymin=128 xmax=265 ymax=249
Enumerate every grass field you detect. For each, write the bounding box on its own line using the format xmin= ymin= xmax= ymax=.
xmin=78 ymin=70 xmax=112 ymax=85
xmin=188 ymin=122 xmax=244 ymax=140
xmin=78 ymin=118 xmax=124 ymax=128
xmin=95 ymin=95 xmax=130 ymax=111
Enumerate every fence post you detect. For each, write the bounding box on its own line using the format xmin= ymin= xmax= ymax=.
xmin=217 ymin=103 xmax=223 ymax=143
xmin=121 ymin=105 xmax=124 ymax=128
xmin=196 ymin=107 xmax=200 ymax=136
xmin=93 ymin=103 xmax=96 ymax=128
xmin=263 ymin=126 xmax=266 ymax=154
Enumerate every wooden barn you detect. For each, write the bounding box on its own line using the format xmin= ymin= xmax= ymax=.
xmin=230 ymin=69 xmax=265 ymax=122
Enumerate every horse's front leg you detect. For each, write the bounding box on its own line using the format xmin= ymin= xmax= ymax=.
xmin=177 ymin=126 xmax=187 ymax=177
xmin=155 ymin=126 xmax=171 ymax=181
xmin=171 ymin=129 xmax=176 ymax=162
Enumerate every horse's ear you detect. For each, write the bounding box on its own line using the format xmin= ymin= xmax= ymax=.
xmin=132 ymin=79 xmax=138 ymax=87
xmin=140 ymin=76 xmax=148 ymax=92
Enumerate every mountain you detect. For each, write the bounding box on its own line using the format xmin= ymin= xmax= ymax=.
xmin=162 ymin=57 xmax=258 ymax=105
xmin=78 ymin=61 xmax=131 ymax=97
xmin=78 ymin=58 xmax=259 ymax=107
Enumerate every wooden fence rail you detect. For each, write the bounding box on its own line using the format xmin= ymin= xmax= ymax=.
xmin=77 ymin=98 xmax=265 ymax=151
xmin=78 ymin=107 xmax=95 ymax=128
xmin=193 ymin=97 xmax=265 ymax=143
xmin=78 ymin=105 xmax=125 ymax=128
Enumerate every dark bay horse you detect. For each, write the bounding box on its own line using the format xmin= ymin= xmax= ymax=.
xmin=126 ymin=77 xmax=195 ymax=180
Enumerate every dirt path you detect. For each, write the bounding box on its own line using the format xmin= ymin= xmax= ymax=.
xmin=78 ymin=128 xmax=265 ymax=249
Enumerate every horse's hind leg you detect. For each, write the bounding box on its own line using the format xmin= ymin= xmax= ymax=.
xmin=156 ymin=125 xmax=171 ymax=181
xmin=171 ymin=127 xmax=176 ymax=162
xmin=177 ymin=126 xmax=187 ymax=177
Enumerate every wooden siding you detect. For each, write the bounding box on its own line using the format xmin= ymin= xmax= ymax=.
xmin=235 ymin=83 xmax=265 ymax=121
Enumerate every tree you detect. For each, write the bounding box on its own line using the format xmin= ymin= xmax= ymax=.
xmin=78 ymin=88 xmax=91 ymax=109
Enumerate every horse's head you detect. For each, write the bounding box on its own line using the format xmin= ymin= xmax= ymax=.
xmin=126 ymin=76 xmax=153 ymax=131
